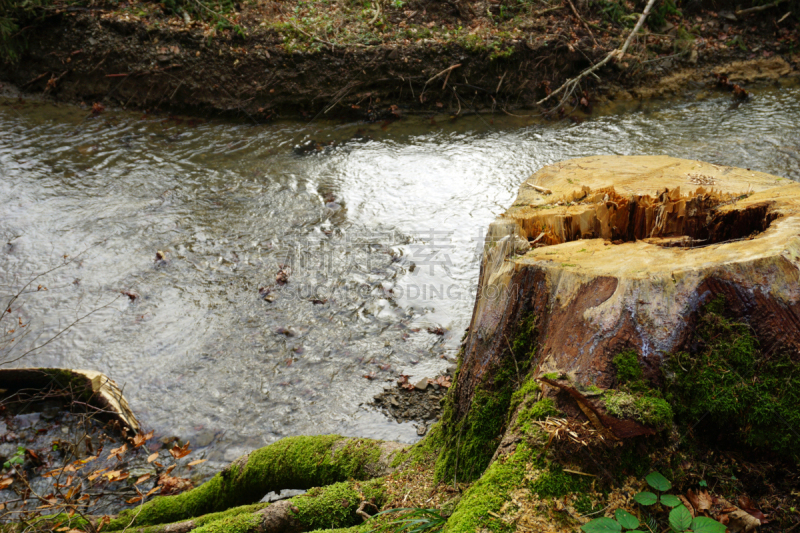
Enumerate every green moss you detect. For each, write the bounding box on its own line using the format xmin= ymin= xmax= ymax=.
xmin=434 ymin=311 xmax=539 ymax=484
xmin=444 ymin=442 xmax=535 ymax=532
xmin=509 ymin=377 xmax=539 ymax=413
xmin=574 ymin=494 xmax=604 ymax=516
xmin=107 ymin=435 xmax=386 ymax=529
xmin=666 ymin=295 xmax=800 ymax=461
xmin=529 ymin=463 xmax=591 ymax=498
xmin=516 ymin=398 xmax=559 ymax=435
xmin=392 ymin=421 xmax=445 ymax=468
xmin=106 ymin=503 xmax=271 ymax=533
xmin=435 ymin=386 xmax=513 ymax=483
xmin=290 ymin=478 xmax=385 ymax=531
xmin=192 ymin=513 xmax=261 ymax=533
xmin=542 ymin=372 xmax=559 ymax=380
xmin=612 ymin=350 xmax=643 ymax=384
xmin=511 ymin=313 xmax=537 ymax=363
xmin=292 ymin=481 xmax=362 ymax=530
xmin=604 ymin=390 xmax=673 ymax=429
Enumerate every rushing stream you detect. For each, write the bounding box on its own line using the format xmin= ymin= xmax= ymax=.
xmin=1 ymin=85 xmax=799 ymax=473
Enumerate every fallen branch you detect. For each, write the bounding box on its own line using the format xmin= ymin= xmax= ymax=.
xmin=735 ymin=0 xmax=788 ymax=16
xmin=537 ymin=0 xmax=658 ymax=108
xmin=419 ymin=64 xmax=461 ymax=102
xmin=369 ymin=0 xmax=382 ymax=25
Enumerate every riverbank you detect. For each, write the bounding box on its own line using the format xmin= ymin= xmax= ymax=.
xmin=1 ymin=0 xmax=798 ymax=120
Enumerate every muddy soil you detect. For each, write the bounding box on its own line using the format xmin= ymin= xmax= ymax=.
xmin=372 ymin=369 xmax=455 ymax=431
xmin=1 ymin=2 xmax=798 ymax=120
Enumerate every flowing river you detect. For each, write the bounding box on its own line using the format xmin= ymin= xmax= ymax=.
xmin=1 ymin=85 xmax=799 ymax=472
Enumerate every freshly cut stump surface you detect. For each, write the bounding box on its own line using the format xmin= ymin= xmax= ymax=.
xmin=457 ymin=155 xmax=800 ymax=412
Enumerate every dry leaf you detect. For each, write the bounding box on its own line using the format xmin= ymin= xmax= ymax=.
xmin=147 ymin=452 xmax=159 ymax=463
xmin=132 ymin=430 xmax=155 ymax=449
xmin=169 ymin=441 xmax=191 ymax=460
xmin=97 ymin=516 xmax=111 ymax=533
xmin=687 ymin=488 xmax=713 ymax=513
xmin=158 ymin=474 xmax=193 ymax=496
xmin=0 ymin=478 xmax=13 ymax=490
xmin=135 ymin=474 xmax=151 ymax=484
xmin=108 ymin=444 xmax=127 ymax=460
xmin=187 ymin=459 xmax=207 ymax=467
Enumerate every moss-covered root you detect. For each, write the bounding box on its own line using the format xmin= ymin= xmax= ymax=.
xmin=108 ymin=479 xmax=385 ymax=533
xmin=443 ymin=441 xmax=534 ymax=532
xmin=106 ymin=435 xmax=405 ymax=531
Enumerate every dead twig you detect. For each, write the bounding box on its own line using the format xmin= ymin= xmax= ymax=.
xmin=419 ymin=64 xmax=461 ymax=103
xmin=537 ymin=0 xmax=657 ymax=109
xmin=736 ymin=0 xmax=787 ymax=16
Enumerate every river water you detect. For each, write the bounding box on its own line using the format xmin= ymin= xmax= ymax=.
xmin=1 ymin=85 xmax=798 ymax=471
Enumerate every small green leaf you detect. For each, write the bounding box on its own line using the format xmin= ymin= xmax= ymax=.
xmin=581 ymin=517 xmax=622 ymax=533
xmin=614 ymin=509 xmax=640 ymax=529
xmin=691 ymin=517 xmax=727 ymax=533
xmin=699 ymin=480 xmax=708 ymax=488
xmin=634 ymin=492 xmax=658 ymax=506
xmin=646 ymin=472 xmax=672 ymax=492
xmin=660 ymin=494 xmax=682 ymax=507
xmin=669 ymin=505 xmax=692 ymax=532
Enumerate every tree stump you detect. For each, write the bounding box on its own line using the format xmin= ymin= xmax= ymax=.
xmin=457 ymin=156 xmax=800 ymax=413
xmin=455 ymin=154 xmax=800 ymax=418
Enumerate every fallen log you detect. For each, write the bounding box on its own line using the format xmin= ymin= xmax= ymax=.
xmin=105 ymin=435 xmax=406 ymax=531
xmin=0 ymin=367 xmax=139 ymax=434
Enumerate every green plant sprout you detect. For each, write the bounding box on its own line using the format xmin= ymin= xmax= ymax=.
xmin=582 ymin=472 xmax=726 ymax=533
xmin=3 ymin=446 xmax=25 ymax=470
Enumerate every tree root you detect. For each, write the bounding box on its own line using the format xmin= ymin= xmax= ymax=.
xmin=107 ymin=480 xmax=384 ymax=533
xmin=104 ymin=435 xmax=406 ymax=531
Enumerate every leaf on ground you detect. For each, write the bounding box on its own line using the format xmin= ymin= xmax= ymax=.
xmin=614 ymin=509 xmax=639 ymax=529
xmin=135 ymin=474 xmax=151 ymax=484
xmin=645 ymin=471 xmax=672 ymax=492
xmin=669 ymin=505 xmax=693 ymax=532
xmin=187 ymin=458 xmax=207 ymax=467
xmin=580 ymin=517 xmax=622 ymax=533
xmin=678 ymin=495 xmax=696 ymax=517
xmin=634 ymin=491 xmax=657 ymax=506
xmin=147 ymin=452 xmax=159 ymax=463
xmin=108 ymin=444 xmax=127 ymax=461
xmin=687 ymin=489 xmax=713 ymax=512
xmin=158 ymin=474 xmax=193 ymax=496
xmin=0 ymin=477 xmax=13 ymax=490
xmin=738 ymin=496 xmax=769 ymax=524
xmin=132 ymin=430 xmax=155 ymax=448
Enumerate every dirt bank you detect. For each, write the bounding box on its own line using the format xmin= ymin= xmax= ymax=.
xmin=1 ymin=1 xmax=799 ymax=120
